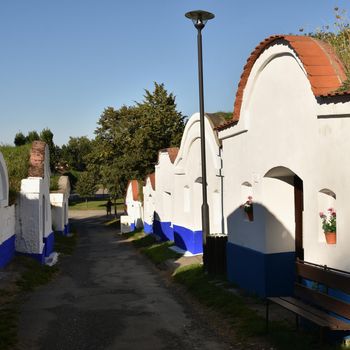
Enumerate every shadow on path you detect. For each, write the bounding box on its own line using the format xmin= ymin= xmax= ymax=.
xmin=17 ymin=212 xmax=234 ymax=350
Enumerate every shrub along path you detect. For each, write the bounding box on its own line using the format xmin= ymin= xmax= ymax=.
xmin=16 ymin=211 xmax=234 ymax=350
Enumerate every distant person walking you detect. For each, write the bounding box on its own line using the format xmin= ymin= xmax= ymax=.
xmin=106 ymin=200 xmax=112 ymax=216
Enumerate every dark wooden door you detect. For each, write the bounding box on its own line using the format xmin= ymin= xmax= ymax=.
xmin=294 ymin=175 xmax=304 ymax=260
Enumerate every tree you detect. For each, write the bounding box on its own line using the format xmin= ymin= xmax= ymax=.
xmin=61 ymin=136 xmax=92 ymax=171
xmin=40 ymin=128 xmax=58 ymax=171
xmin=26 ymin=130 xmax=40 ymax=143
xmin=91 ymin=82 xmax=185 ymax=191
xmin=75 ymin=171 xmax=98 ymax=206
xmin=14 ymin=132 xmax=26 ymax=146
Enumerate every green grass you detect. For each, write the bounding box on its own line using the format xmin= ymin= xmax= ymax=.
xmin=69 ymin=198 xmax=124 ymax=211
xmin=54 ymin=230 xmax=77 ymax=255
xmin=124 ymin=230 xmax=182 ymax=264
xmin=0 ymin=305 xmax=19 ymax=350
xmin=140 ymin=241 xmax=182 ymax=264
xmin=173 ymin=264 xmax=342 ymax=350
xmin=15 ymin=257 xmax=59 ymax=292
xmin=0 ymin=255 xmax=60 ymax=350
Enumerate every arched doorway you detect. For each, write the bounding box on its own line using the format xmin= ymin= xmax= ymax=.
xmin=264 ymin=166 xmax=304 ymax=260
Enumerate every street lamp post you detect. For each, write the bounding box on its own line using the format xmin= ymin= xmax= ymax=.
xmin=185 ymin=10 xmax=214 ymax=257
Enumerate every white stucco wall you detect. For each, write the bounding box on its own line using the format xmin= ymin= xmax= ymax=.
xmin=173 ymin=113 xmax=224 ymax=234
xmin=15 ymin=144 xmax=53 ymax=255
xmin=220 ymin=42 xmax=350 ymax=271
xmin=50 ymin=176 xmax=70 ymax=232
xmin=143 ymin=176 xmax=155 ymax=226
xmin=125 ymin=181 xmax=143 ymax=229
xmin=50 ymin=193 xmax=67 ymax=232
xmin=0 ymin=152 xmax=15 ymax=245
xmin=154 ymin=151 xmax=176 ymax=223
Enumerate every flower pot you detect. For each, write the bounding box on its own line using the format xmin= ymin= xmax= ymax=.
xmin=325 ymin=232 xmax=336 ymax=244
xmin=245 ymin=211 xmax=254 ymax=222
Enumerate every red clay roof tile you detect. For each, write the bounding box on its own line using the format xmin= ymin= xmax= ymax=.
xmin=217 ymin=35 xmax=347 ymax=131
xmin=157 ymin=147 xmax=179 ymax=164
xmin=145 ymin=173 xmax=155 ymax=191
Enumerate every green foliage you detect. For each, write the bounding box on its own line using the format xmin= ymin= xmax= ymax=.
xmin=12 ymin=128 xmax=59 ymax=171
xmin=14 ymin=132 xmax=26 ymax=146
xmin=174 ymin=265 xmax=338 ymax=349
xmin=140 ymin=241 xmax=181 ymax=264
xmin=62 ymin=170 xmax=80 ymax=191
xmin=0 ymin=144 xmax=31 ymax=203
xmin=69 ymin=198 xmax=123 ymax=210
xmin=304 ymin=7 xmax=350 ymax=90
xmin=54 ymin=230 xmax=77 ymax=255
xmin=61 ymin=136 xmax=92 ymax=172
xmin=26 ymin=130 xmax=40 ymax=143
xmin=15 ymin=257 xmax=58 ymax=292
xmin=75 ymin=171 xmax=98 ymax=199
xmin=90 ymin=82 xmax=185 ymax=196
xmin=214 ymin=111 xmax=232 ymax=121
xmin=40 ymin=128 xmax=58 ymax=171
xmin=50 ymin=175 xmax=60 ymax=191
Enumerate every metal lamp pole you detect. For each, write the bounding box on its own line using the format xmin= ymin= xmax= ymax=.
xmin=185 ymin=10 xmax=214 ymax=255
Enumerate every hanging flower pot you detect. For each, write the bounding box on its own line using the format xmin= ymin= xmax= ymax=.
xmin=243 ymin=196 xmax=254 ymax=222
xmin=325 ymin=232 xmax=336 ymax=244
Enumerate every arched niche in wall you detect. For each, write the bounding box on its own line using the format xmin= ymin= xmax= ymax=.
xmin=0 ymin=154 xmax=9 ymax=207
xmin=241 ymin=182 xmax=253 ymax=221
xmin=318 ymin=189 xmax=336 ymax=243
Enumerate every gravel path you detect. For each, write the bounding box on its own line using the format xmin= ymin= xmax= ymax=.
xmin=17 ymin=211 xmax=235 ymax=350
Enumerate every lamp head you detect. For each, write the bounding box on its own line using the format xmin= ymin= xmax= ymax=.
xmin=185 ymin=10 xmax=215 ymax=30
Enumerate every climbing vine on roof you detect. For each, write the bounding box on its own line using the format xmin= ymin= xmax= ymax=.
xmin=301 ymin=7 xmax=350 ymax=91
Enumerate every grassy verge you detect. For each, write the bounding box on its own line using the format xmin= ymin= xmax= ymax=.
xmin=0 ymin=256 xmax=59 ymax=349
xmin=69 ymin=198 xmax=124 ymax=211
xmin=54 ymin=230 xmax=77 ymax=256
xmin=0 ymin=227 xmax=78 ymax=350
xmin=173 ymin=264 xmax=342 ymax=350
xmin=123 ymin=230 xmax=182 ymax=265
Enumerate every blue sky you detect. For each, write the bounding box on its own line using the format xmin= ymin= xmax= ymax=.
xmin=0 ymin=0 xmax=347 ymax=146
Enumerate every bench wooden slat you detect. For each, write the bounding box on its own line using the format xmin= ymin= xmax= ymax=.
xmin=295 ymin=283 xmax=350 ymax=320
xmin=296 ymin=261 xmax=350 ymax=295
xmin=281 ymin=297 xmax=350 ymax=330
xmin=268 ymin=297 xmax=331 ymax=328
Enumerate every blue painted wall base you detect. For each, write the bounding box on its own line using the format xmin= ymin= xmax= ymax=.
xmin=44 ymin=232 xmax=55 ymax=258
xmin=227 ymin=242 xmax=295 ymax=297
xmin=173 ymin=225 xmax=203 ymax=254
xmin=144 ymin=222 xmax=153 ymax=234
xmin=0 ymin=235 xmax=16 ymax=268
xmin=153 ymin=220 xmax=173 ymax=241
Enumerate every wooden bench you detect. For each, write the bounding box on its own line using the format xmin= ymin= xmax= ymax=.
xmin=266 ymin=259 xmax=350 ymax=339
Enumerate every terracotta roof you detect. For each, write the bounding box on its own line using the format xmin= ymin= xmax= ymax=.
xmin=145 ymin=173 xmax=155 ymax=191
xmin=158 ymin=147 xmax=179 ymax=164
xmin=28 ymin=141 xmax=47 ymax=178
xmin=126 ymin=180 xmax=139 ymax=201
xmin=217 ymin=35 xmax=347 ymax=131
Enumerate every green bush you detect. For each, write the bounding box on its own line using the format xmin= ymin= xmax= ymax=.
xmin=0 ymin=144 xmax=31 ymax=204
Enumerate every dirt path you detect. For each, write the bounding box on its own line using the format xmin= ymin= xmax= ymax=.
xmin=16 ymin=211 xmax=235 ymax=350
